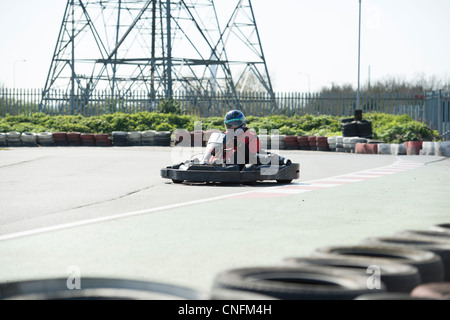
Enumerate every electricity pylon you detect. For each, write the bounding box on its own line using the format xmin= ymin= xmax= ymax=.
xmin=40 ymin=0 xmax=275 ymax=111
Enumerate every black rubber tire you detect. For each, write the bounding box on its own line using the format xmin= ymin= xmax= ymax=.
xmin=212 ymin=265 xmax=385 ymax=300
xmin=0 ymin=277 xmax=204 ymax=300
xmin=312 ymin=245 xmax=445 ymax=284
xmin=283 ymin=256 xmax=421 ymax=293
xmin=172 ymin=179 xmax=184 ymax=184
xmin=395 ymin=230 xmax=450 ymax=243
xmin=429 ymin=224 xmax=450 ymax=234
xmin=355 ymin=293 xmax=436 ymax=300
xmin=361 ymin=236 xmax=450 ymax=281
xmin=276 ymin=180 xmax=293 ymax=184
xmin=208 ymin=288 xmax=279 ymax=300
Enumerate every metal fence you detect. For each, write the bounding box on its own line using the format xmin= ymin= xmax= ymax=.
xmin=1 ymin=88 xmax=426 ymax=120
xmin=424 ymin=90 xmax=450 ymax=139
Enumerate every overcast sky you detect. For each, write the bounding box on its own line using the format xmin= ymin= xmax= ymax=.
xmin=1 ymin=0 xmax=449 ymax=92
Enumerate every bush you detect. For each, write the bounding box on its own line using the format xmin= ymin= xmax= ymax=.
xmin=0 ymin=112 xmax=441 ymax=143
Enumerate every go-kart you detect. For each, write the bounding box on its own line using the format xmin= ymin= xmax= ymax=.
xmin=161 ymin=132 xmax=300 ymax=184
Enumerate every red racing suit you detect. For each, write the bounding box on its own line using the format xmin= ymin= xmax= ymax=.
xmin=223 ymin=127 xmax=260 ymax=166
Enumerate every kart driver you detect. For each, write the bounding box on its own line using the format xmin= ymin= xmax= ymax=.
xmin=222 ymin=110 xmax=260 ymax=166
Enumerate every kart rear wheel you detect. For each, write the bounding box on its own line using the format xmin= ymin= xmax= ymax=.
xmin=172 ymin=179 xmax=184 ymax=184
xmin=276 ymin=179 xmax=292 ymax=184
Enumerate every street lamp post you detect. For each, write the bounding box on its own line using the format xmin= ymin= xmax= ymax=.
xmin=357 ymin=0 xmax=362 ymax=112
xmin=13 ymin=60 xmax=27 ymax=88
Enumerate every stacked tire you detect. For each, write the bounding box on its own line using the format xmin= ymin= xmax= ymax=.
xmin=0 ymin=133 xmax=7 ymax=147
xmin=190 ymin=130 xmax=204 ymax=147
xmin=284 ymin=136 xmax=299 ymax=150
xmin=80 ymin=134 xmax=95 ymax=146
xmin=127 ymin=132 xmax=142 ymax=146
xmin=405 ymin=141 xmax=423 ymax=155
xmin=155 ymin=131 xmax=172 ymax=147
xmin=141 ymin=131 xmax=156 ymax=146
xmin=316 ymin=137 xmax=329 ymax=152
xmin=270 ymin=135 xmax=286 ymax=150
xmin=341 ymin=119 xmax=358 ymax=137
xmin=94 ymin=134 xmax=112 ymax=147
xmin=5 ymin=132 xmax=22 ymax=147
xmin=356 ymin=120 xmax=374 ymax=139
xmin=335 ymin=136 xmax=345 ymax=153
xmin=67 ymin=132 xmax=82 ymax=146
xmin=297 ymin=136 xmax=310 ymax=150
xmin=344 ymin=137 xmax=367 ymax=153
xmin=37 ymin=132 xmax=54 ymax=146
xmin=327 ymin=137 xmax=337 ymax=152
xmin=112 ymin=131 xmax=128 ymax=146
xmin=21 ymin=133 xmax=38 ymax=147
xmin=53 ymin=132 xmax=68 ymax=146
xmin=308 ymin=136 xmax=317 ymax=150
xmin=258 ymin=135 xmax=271 ymax=150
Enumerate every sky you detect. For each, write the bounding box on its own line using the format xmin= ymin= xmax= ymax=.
xmin=0 ymin=0 xmax=449 ymax=92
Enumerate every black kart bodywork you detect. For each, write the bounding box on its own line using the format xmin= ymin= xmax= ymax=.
xmin=161 ymin=132 xmax=300 ymax=184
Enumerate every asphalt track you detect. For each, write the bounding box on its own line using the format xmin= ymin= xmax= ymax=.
xmin=0 ymin=147 xmax=449 ymax=295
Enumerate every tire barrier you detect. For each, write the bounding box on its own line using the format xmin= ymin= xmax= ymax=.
xmin=327 ymin=137 xmax=337 ymax=152
xmin=410 ymin=282 xmax=450 ymax=300
xmin=258 ymin=135 xmax=272 ymax=150
xmin=356 ymin=120 xmax=374 ymax=139
xmin=335 ymin=136 xmax=345 ymax=152
xmin=355 ymin=143 xmax=378 ymax=155
xmin=429 ymin=224 xmax=450 ymax=234
xmin=316 ymin=136 xmax=330 ymax=151
xmin=208 ymin=288 xmax=279 ymax=300
xmin=421 ymin=141 xmax=450 ymax=157
xmin=405 ymin=141 xmax=423 ymax=155
xmin=212 ymin=265 xmax=384 ymax=300
xmin=127 ymin=131 xmax=142 ymax=146
xmin=94 ymin=134 xmax=112 ymax=147
xmin=80 ymin=133 xmax=96 ymax=146
xmin=341 ymin=121 xmax=359 ymax=137
xmin=284 ymin=135 xmax=300 ymax=150
xmin=67 ymin=132 xmax=82 ymax=146
xmin=53 ymin=132 xmax=68 ymax=146
xmin=190 ymin=130 xmax=205 ymax=147
xmin=341 ymin=119 xmax=373 ymax=139
xmin=283 ymin=256 xmax=421 ymax=293
xmin=37 ymin=132 xmax=54 ymax=146
xmin=0 ymin=277 xmax=205 ymax=300
xmin=355 ymin=293 xmax=435 ymax=300
xmin=297 ymin=136 xmax=310 ymax=150
xmin=141 ymin=130 xmax=157 ymax=146
xmin=21 ymin=132 xmax=38 ymax=147
xmin=343 ymin=137 xmax=367 ymax=153
xmin=112 ymin=131 xmax=128 ymax=146
xmin=361 ymin=236 xmax=450 ymax=281
xmin=0 ymin=133 xmax=7 ymax=146
xmin=378 ymin=143 xmax=407 ymax=155
xmin=308 ymin=136 xmax=318 ymax=150
xmin=271 ymin=134 xmax=286 ymax=150
xmin=155 ymin=131 xmax=172 ymax=146
xmin=312 ymin=245 xmax=445 ymax=284
xmin=6 ymin=132 xmax=22 ymax=147
xmin=395 ymin=230 xmax=450 ymax=244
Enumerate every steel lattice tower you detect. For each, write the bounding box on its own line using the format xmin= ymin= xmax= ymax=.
xmin=40 ymin=0 xmax=275 ymax=110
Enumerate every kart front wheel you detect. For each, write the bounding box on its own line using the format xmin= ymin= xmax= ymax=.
xmin=276 ymin=179 xmax=292 ymax=184
xmin=172 ymin=179 xmax=184 ymax=184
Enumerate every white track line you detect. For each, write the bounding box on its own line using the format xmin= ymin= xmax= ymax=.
xmin=0 ymin=159 xmax=424 ymax=242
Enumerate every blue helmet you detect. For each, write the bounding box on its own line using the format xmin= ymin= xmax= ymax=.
xmin=224 ymin=110 xmax=246 ymax=130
